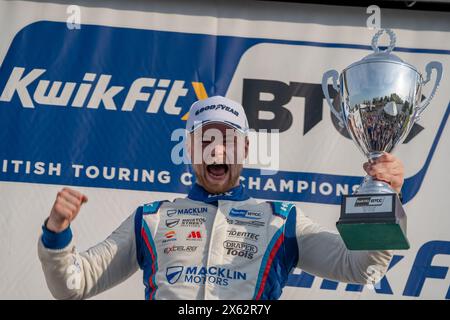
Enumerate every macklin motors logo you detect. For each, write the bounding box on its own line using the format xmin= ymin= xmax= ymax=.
xmin=166 ymin=265 xmax=247 ymax=286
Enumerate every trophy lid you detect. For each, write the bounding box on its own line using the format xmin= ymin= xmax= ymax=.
xmin=344 ymin=29 xmax=420 ymax=74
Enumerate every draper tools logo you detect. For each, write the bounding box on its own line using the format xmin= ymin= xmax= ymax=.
xmin=223 ymin=240 xmax=258 ymax=259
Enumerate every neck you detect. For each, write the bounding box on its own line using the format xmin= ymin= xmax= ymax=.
xmin=196 ymin=180 xmax=240 ymax=195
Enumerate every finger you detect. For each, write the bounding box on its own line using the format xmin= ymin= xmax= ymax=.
xmin=369 ymin=161 xmax=402 ymax=171
xmin=81 ymin=195 xmax=88 ymax=204
xmin=370 ymin=169 xmax=403 ymax=178
xmin=373 ymin=152 xmax=396 ymax=163
xmin=363 ymin=162 xmax=371 ymax=174
xmin=373 ymin=173 xmax=392 ymax=184
xmin=59 ymin=196 xmax=79 ymax=214
xmin=62 ymin=188 xmax=85 ymax=202
xmin=390 ymin=177 xmax=404 ymax=192
xmin=53 ymin=202 xmax=74 ymax=220
xmin=59 ymin=191 xmax=82 ymax=207
xmin=368 ymin=164 xmax=403 ymax=176
xmin=56 ymin=195 xmax=78 ymax=214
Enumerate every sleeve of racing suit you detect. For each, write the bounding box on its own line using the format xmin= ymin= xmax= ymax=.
xmin=37 ymin=210 xmax=139 ymax=300
xmin=295 ymin=208 xmax=393 ymax=284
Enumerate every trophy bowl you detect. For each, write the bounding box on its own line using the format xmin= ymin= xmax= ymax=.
xmin=323 ymin=29 xmax=442 ymax=194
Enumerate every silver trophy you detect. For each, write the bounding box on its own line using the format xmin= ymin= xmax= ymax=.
xmin=322 ymin=29 xmax=442 ymax=250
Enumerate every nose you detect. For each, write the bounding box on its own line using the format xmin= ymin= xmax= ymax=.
xmin=211 ymin=143 xmax=226 ymax=160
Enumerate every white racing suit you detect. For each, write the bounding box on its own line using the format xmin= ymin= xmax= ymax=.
xmin=38 ymin=183 xmax=393 ymax=300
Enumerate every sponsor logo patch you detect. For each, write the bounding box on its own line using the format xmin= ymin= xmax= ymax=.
xmin=227 ymin=229 xmax=260 ymax=241
xmin=162 ymin=230 xmax=177 ymax=243
xmin=229 ymin=208 xmax=262 ymax=220
xmin=163 ymin=245 xmax=198 ymax=254
xmin=166 ymin=266 xmax=184 ymax=284
xmin=223 ymin=240 xmax=258 ymax=259
xmin=167 ymin=207 xmax=208 ymax=217
xmin=165 ymin=219 xmax=180 ymax=228
xmin=181 ymin=217 xmax=206 ymax=227
xmin=187 ymin=230 xmax=202 ymax=240
xmin=226 ymin=218 xmax=265 ymax=228
xmin=166 ymin=265 xmax=246 ymax=286
xmin=355 ymin=196 xmax=385 ymax=207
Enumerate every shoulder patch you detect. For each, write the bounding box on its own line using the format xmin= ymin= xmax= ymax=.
xmin=143 ymin=201 xmax=166 ymax=214
xmin=269 ymin=201 xmax=295 ymax=219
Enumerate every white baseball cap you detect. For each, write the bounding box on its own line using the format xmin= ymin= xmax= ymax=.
xmin=185 ymin=96 xmax=249 ymax=134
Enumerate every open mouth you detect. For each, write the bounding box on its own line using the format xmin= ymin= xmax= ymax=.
xmin=206 ymin=164 xmax=229 ymax=178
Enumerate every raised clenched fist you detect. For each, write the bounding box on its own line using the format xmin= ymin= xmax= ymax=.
xmin=46 ymin=187 xmax=88 ymax=233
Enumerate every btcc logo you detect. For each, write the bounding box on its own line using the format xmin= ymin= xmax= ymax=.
xmin=355 ymin=196 xmax=385 ymax=207
xmin=0 ymin=67 xmax=192 ymax=115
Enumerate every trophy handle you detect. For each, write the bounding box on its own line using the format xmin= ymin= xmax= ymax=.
xmin=414 ymin=61 xmax=443 ymax=121
xmin=371 ymin=29 xmax=396 ymax=54
xmin=322 ymin=69 xmax=344 ymax=127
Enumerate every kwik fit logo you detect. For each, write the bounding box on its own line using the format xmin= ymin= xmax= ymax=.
xmin=0 ymin=67 xmax=201 ymax=116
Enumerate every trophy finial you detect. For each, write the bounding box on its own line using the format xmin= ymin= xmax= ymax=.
xmin=371 ymin=28 xmax=396 ymax=54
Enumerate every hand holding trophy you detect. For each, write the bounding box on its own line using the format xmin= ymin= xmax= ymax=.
xmin=322 ymin=29 xmax=443 ymax=250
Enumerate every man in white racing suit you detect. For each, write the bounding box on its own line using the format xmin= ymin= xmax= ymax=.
xmin=38 ymin=96 xmax=404 ymax=300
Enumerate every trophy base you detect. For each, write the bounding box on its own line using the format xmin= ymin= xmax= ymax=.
xmin=337 ymin=193 xmax=410 ymax=250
